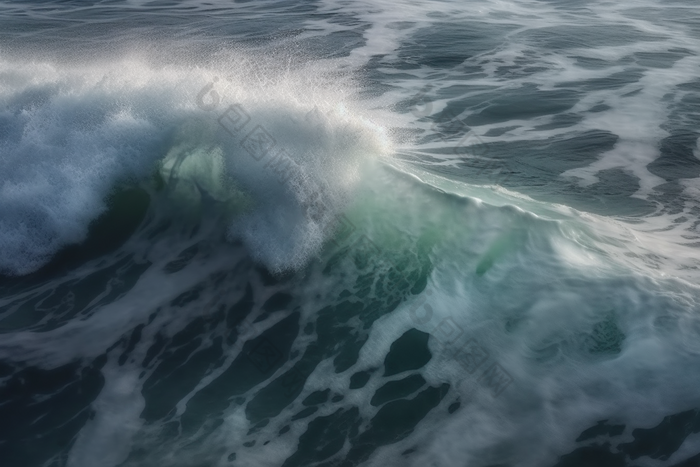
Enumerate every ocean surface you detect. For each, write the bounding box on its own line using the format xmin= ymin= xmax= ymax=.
xmin=1 ymin=1 xmax=700 ymax=466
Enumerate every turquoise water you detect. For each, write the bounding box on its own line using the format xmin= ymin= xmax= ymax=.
xmin=1 ymin=1 xmax=700 ymax=466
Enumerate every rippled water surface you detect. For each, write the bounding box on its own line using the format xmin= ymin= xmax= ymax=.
xmin=2 ymin=1 xmax=700 ymax=466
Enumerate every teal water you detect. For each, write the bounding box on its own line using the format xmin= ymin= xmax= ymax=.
xmin=1 ymin=1 xmax=700 ymax=466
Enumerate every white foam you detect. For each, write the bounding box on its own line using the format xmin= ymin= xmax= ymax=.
xmin=67 ymin=361 xmax=145 ymax=467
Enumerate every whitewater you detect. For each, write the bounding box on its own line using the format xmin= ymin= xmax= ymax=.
xmin=1 ymin=1 xmax=700 ymax=466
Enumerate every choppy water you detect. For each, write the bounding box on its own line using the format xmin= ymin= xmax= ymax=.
xmin=2 ymin=1 xmax=700 ymax=466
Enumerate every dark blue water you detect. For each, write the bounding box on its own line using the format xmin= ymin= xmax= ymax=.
xmin=2 ymin=1 xmax=700 ymax=466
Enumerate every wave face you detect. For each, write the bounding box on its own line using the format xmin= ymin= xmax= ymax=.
xmin=1 ymin=1 xmax=700 ymax=467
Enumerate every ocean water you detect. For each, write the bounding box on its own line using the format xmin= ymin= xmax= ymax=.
xmin=1 ymin=0 xmax=700 ymax=466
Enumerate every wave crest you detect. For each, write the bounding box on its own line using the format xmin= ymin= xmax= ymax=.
xmin=0 ymin=56 xmax=391 ymax=276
